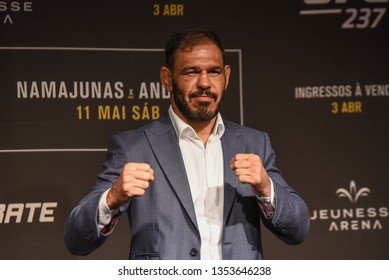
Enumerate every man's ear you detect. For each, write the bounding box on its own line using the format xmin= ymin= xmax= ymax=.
xmin=160 ymin=66 xmax=173 ymax=92
xmin=224 ymin=65 xmax=231 ymax=91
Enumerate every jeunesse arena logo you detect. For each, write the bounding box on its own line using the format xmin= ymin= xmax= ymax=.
xmin=310 ymin=180 xmax=388 ymax=231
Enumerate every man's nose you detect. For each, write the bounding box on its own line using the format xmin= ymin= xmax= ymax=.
xmin=197 ymin=72 xmax=211 ymax=89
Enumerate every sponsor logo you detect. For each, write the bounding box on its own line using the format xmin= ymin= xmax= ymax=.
xmin=311 ymin=180 xmax=388 ymax=231
xmin=300 ymin=0 xmax=388 ymax=29
xmin=0 ymin=202 xmax=57 ymax=223
xmin=0 ymin=1 xmax=33 ymax=24
xmin=336 ymin=180 xmax=370 ymax=203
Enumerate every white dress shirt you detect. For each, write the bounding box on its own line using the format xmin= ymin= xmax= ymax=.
xmin=168 ymin=106 xmax=225 ymax=260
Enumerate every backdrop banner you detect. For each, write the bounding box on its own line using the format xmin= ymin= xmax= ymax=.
xmin=0 ymin=0 xmax=388 ymax=259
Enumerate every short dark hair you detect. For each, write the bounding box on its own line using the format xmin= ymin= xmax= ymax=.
xmin=164 ymin=28 xmax=226 ymax=70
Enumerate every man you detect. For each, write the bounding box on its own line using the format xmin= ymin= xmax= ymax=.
xmin=64 ymin=28 xmax=310 ymax=260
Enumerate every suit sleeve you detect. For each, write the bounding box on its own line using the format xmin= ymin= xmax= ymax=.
xmin=63 ymin=134 xmax=130 ymax=256
xmin=260 ymin=132 xmax=310 ymax=245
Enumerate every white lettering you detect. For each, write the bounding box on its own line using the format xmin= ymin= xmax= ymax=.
xmin=0 ymin=202 xmax=58 ymax=224
xmin=39 ymin=202 xmax=57 ymax=222
xmin=329 ymin=219 xmax=383 ymax=231
xmin=25 ymin=203 xmax=42 ymax=223
xmin=0 ymin=2 xmax=33 ymax=12
xmin=16 ymin=81 xmax=125 ymax=99
xmin=4 ymin=203 xmax=24 ymax=223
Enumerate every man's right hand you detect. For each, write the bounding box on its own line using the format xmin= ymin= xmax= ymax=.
xmin=106 ymin=162 xmax=154 ymax=209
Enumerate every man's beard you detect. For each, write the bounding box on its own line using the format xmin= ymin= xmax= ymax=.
xmin=172 ymin=81 xmax=223 ymax=122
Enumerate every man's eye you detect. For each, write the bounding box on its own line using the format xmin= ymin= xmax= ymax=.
xmin=209 ymin=71 xmax=221 ymax=76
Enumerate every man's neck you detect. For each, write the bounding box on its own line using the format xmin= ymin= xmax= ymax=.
xmin=189 ymin=118 xmax=217 ymax=146
xmin=172 ymin=106 xmax=217 ymax=146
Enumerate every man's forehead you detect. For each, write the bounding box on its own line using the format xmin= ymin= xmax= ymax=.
xmin=174 ymin=43 xmax=223 ymax=62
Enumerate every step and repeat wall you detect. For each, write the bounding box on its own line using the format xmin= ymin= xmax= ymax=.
xmin=0 ymin=1 xmax=388 ymax=259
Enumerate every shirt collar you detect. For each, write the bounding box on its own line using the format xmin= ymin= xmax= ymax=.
xmin=168 ymin=105 xmax=225 ymax=141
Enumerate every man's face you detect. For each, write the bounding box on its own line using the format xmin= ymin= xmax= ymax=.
xmin=169 ymin=43 xmax=231 ymax=122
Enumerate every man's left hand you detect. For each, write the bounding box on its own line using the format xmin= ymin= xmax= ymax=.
xmin=230 ymin=153 xmax=271 ymax=197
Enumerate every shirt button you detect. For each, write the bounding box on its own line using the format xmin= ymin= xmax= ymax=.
xmin=189 ymin=248 xmax=198 ymax=257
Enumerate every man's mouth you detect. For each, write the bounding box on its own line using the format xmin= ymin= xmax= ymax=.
xmin=189 ymin=90 xmax=217 ymax=101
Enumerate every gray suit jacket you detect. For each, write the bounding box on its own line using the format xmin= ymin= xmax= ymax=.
xmin=64 ymin=114 xmax=310 ymax=259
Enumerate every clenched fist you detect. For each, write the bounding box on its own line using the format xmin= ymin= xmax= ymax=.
xmin=106 ymin=162 xmax=154 ymax=209
xmin=230 ymin=153 xmax=271 ymax=197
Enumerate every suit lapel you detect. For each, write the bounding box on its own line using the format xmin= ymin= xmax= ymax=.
xmin=221 ymin=120 xmax=244 ymax=224
xmin=144 ymin=115 xmax=199 ymax=231
xmin=144 ymin=115 xmax=245 ymax=230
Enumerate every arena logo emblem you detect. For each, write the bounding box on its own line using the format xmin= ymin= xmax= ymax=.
xmin=0 ymin=1 xmax=33 ymax=24
xmin=336 ymin=180 xmax=370 ymax=203
xmin=310 ymin=180 xmax=388 ymax=232
xmin=299 ymin=0 xmax=388 ymax=29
